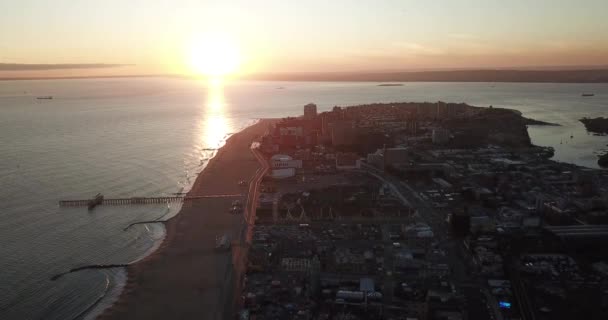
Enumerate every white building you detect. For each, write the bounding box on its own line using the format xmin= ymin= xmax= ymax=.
xmin=271 ymin=154 xmax=302 ymax=169
xmin=270 ymin=154 xmax=301 ymax=179
xmin=271 ymin=168 xmax=296 ymax=179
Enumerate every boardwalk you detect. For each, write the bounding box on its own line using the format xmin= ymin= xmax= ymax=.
xmin=59 ymin=194 xmax=243 ymax=207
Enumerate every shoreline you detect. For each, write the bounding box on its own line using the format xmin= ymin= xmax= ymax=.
xmin=98 ymin=119 xmax=273 ymax=320
xmin=84 ymin=120 xmax=257 ymax=319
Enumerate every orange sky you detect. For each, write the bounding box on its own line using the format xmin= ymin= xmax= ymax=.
xmin=2 ymin=0 xmax=608 ymax=78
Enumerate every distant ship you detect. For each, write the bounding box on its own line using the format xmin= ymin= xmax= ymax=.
xmin=581 ymin=93 xmax=594 ymax=97
xmin=36 ymin=96 xmax=53 ymax=100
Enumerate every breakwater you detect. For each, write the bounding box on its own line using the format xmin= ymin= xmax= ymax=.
xmin=51 ymin=264 xmax=129 ymax=281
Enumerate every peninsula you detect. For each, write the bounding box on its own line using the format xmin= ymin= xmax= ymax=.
xmin=579 ymin=117 xmax=608 ymax=167
xmin=101 ymin=102 xmax=608 ymax=320
xmin=580 ymin=117 xmax=608 ymax=135
xmin=599 ymin=152 xmax=608 ymax=168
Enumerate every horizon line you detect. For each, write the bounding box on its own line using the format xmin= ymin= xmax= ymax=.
xmin=3 ymin=68 xmax=608 ymax=83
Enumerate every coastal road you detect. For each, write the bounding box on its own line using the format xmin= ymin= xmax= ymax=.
xmin=100 ymin=120 xmax=273 ymax=320
xmin=226 ymin=141 xmax=269 ymax=318
xmin=245 ymin=142 xmax=268 ymax=226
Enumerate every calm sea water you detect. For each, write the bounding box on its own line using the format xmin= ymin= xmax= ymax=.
xmin=0 ymin=78 xmax=607 ymax=319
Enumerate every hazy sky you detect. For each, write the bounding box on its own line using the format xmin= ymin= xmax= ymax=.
xmin=2 ymin=0 xmax=608 ymax=77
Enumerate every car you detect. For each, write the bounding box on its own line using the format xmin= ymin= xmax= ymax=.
xmin=215 ymin=234 xmax=231 ymax=250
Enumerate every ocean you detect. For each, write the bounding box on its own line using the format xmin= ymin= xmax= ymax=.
xmin=0 ymin=78 xmax=607 ymax=319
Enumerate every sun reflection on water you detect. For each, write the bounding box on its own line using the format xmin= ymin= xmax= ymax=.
xmin=199 ymin=80 xmax=230 ymax=151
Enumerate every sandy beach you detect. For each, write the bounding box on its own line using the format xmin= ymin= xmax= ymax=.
xmin=99 ymin=119 xmax=273 ymax=320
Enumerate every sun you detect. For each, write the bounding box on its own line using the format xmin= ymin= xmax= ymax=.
xmin=189 ymin=35 xmax=241 ymax=78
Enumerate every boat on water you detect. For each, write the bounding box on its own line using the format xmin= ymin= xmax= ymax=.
xmin=36 ymin=96 xmax=53 ymax=99
xmin=581 ymin=93 xmax=594 ymax=97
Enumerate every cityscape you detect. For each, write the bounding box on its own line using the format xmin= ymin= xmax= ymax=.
xmin=235 ymin=102 xmax=608 ymax=320
xmin=2 ymin=1 xmax=608 ymax=320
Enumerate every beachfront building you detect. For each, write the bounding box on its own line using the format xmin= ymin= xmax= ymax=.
xmin=271 ymin=154 xmax=302 ymax=169
xmin=270 ymin=154 xmax=301 ymax=179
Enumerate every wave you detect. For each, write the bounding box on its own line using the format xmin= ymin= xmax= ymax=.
xmin=82 ymin=268 xmax=127 ymax=320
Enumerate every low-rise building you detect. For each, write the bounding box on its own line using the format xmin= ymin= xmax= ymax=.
xmin=271 ymin=154 xmax=303 ymax=169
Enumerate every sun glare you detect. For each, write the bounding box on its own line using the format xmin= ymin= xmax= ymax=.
xmin=189 ymin=35 xmax=240 ymax=78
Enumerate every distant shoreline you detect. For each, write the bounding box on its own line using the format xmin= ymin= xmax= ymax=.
xmin=248 ymin=69 xmax=608 ymax=83
xmin=3 ymin=69 xmax=608 ymax=83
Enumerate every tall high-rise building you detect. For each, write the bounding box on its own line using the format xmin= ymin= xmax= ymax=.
xmin=303 ymin=103 xmax=317 ymax=119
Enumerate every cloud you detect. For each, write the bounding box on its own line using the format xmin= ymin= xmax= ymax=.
xmin=343 ymin=42 xmax=443 ymax=57
xmin=392 ymin=42 xmax=445 ymax=55
xmin=0 ymin=63 xmax=132 ymax=71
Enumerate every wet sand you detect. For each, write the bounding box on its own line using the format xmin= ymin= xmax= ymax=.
xmin=99 ymin=119 xmax=272 ymax=320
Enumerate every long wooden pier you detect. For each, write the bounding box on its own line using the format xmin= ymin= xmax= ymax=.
xmin=59 ymin=194 xmax=242 ymax=207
